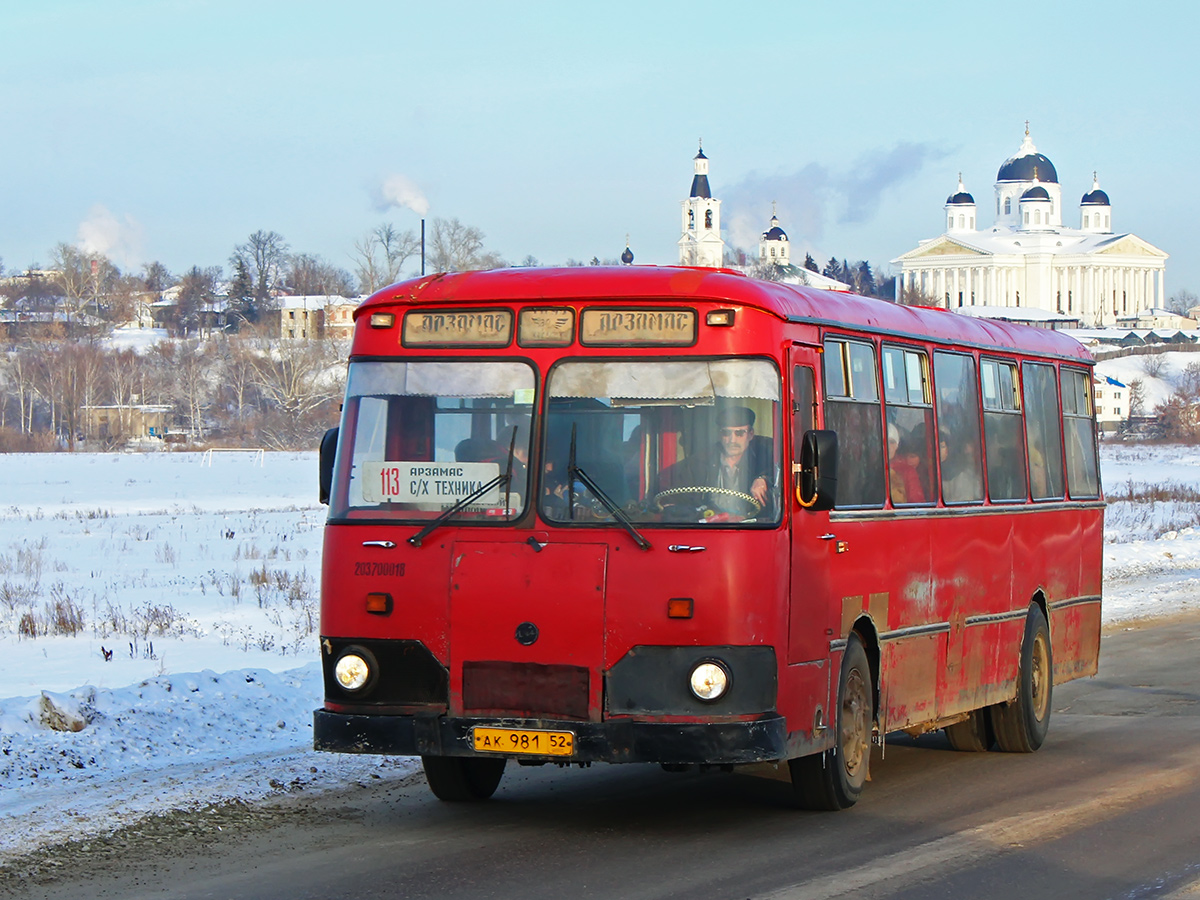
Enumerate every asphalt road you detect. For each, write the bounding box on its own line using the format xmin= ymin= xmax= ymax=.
xmin=7 ymin=615 xmax=1200 ymax=900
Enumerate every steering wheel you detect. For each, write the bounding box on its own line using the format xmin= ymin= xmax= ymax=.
xmin=654 ymin=485 xmax=763 ymax=513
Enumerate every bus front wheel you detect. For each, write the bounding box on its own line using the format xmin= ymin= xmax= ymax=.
xmin=990 ymin=604 xmax=1052 ymax=753
xmin=421 ymin=755 xmax=507 ymax=801
xmin=789 ymin=634 xmax=873 ymax=811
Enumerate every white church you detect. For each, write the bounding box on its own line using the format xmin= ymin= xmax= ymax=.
xmin=891 ymin=127 xmax=1168 ymax=327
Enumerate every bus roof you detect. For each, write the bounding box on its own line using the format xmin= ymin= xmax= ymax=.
xmin=359 ymin=266 xmax=1094 ymax=364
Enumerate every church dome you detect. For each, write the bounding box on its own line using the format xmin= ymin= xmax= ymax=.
xmin=946 ymin=190 xmax=975 ymax=205
xmin=998 ymin=153 xmax=1058 ymax=183
xmin=997 ymin=128 xmax=1058 ymax=183
xmin=763 ymin=225 xmax=788 ymax=240
xmin=1021 ymin=185 xmax=1050 ymax=200
xmin=1081 ymin=188 xmax=1110 ymax=205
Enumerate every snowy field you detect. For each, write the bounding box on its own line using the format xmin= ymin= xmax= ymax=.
xmin=1 ymin=444 xmax=1199 ymax=863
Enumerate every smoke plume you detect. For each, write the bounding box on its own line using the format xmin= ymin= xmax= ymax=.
xmin=76 ymin=205 xmax=145 ymax=268
xmin=373 ymin=174 xmax=430 ymax=216
xmin=722 ymin=141 xmax=950 ymax=249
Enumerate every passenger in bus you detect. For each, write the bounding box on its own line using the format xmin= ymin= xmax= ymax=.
xmin=939 ymin=428 xmax=982 ymax=503
xmin=887 ymin=422 xmax=926 ymax=504
xmin=1027 ymin=435 xmax=1049 ymax=498
xmin=661 ymin=406 xmax=774 ymax=515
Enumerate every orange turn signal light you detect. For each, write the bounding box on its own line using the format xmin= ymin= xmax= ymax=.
xmin=365 ymin=592 xmax=393 ymax=615
xmin=667 ymin=597 xmax=694 ymax=619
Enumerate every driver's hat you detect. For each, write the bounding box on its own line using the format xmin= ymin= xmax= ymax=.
xmin=718 ymin=406 xmax=755 ymax=428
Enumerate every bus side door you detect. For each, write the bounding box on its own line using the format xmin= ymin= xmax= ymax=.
xmin=787 ymin=349 xmax=838 ymax=666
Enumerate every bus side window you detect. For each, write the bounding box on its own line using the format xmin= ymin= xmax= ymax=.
xmin=981 ymin=359 xmax=1028 ymax=502
xmin=882 ymin=346 xmax=935 ymax=506
xmin=793 ymin=364 xmax=815 ymax=433
xmin=1022 ymin=362 xmax=1065 ymax=500
xmin=822 ymin=339 xmax=884 ymax=507
xmin=932 ymin=351 xmax=984 ymax=504
xmin=1062 ymin=368 xmax=1101 ymax=497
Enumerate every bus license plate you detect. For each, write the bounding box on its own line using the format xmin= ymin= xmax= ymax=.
xmin=472 ymin=727 xmax=575 ymax=757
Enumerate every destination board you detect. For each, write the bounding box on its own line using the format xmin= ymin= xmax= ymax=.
xmin=402 ymin=310 xmax=513 ymax=346
xmin=361 ymin=461 xmax=502 ymax=505
xmin=580 ymin=308 xmax=697 ymax=346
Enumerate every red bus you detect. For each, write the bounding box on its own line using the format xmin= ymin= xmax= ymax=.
xmin=314 ymin=266 xmax=1103 ymax=810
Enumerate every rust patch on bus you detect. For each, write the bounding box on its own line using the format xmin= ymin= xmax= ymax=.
xmin=841 ymin=595 xmax=864 ymax=636
xmin=868 ymin=592 xmax=889 ymax=630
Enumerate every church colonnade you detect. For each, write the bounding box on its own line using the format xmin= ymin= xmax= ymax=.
xmin=901 ymin=263 xmax=1165 ymax=322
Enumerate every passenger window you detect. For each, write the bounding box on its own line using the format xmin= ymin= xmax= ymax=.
xmin=981 ymin=359 xmax=1027 ymax=501
xmin=1022 ymin=362 xmax=1065 ymax=500
xmin=1062 ymin=368 xmax=1100 ymax=498
xmin=882 ymin=346 xmax=934 ymax=506
xmin=823 ymin=338 xmax=884 ymax=507
xmin=933 ymin=351 xmax=984 ymax=504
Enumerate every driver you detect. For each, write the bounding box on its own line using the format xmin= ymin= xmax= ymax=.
xmin=662 ymin=406 xmax=774 ymax=516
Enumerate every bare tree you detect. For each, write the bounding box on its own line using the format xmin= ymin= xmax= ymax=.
xmin=49 ymin=244 xmax=119 ymax=330
xmin=140 ymin=261 xmax=174 ymax=292
xmin=1166 ymin=289 xmax=1197 ymax=317
xmin=247 ymin=336 xmax=343 ymax=448
xmin=285 ymin=253 xmax=356 ymax=297
xmin=427 ymin=218 xmax=504 ymax=273
xmin=1141 ymin=353 xmax=1168 ymax=378
xmin=896 ymin=283 xmax=941 ymax=307
xmin=174 ymin=339 xmax=216 ymax=439
xmin=1127 ymin=379 xmax=1145 ymax=418
xmin=175 ymin=266 xmax=221 ymax=337
xmin=352 ymin=224 xmax=420 ymax=294
xmin=212 ymin=333 xmax=260 ymax=435
xmin=230 ymin=230 xmax=289 ymax=323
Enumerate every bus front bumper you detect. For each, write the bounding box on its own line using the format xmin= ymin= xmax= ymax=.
xmin=313 ymin=709 xmax=789 ymax=765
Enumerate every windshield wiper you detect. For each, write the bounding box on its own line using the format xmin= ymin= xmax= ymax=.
xmin=408 ymin=431 xmax=516 ymax=548
xmin=567 ymin=425 xmax=651 ymax=551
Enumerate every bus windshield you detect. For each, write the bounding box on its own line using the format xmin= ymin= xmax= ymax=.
xmin=329 ymin=360 xmax=535 ymax=521
xmin=542 ymin=358 xmax=782 ymax=527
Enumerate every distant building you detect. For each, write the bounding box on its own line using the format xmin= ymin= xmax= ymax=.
xmin=81 ymin=404 xmax=172 ymax=442
xmin=278 ymin=295 xmax=360 ymax=339
xmin=1116 ymin=308 xmax=1196 ymax=331
xmin=678 ymin=143 xmax=725 ymax=268
xmin=750 ymin=209 xmax=849 ymax=290
xmin=892 ymin=126 xmax=1168 ymax=327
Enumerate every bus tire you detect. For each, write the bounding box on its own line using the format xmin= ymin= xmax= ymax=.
xmin=990 ymin=605 xmax=1052 ymax=753
xmin=944 ymin=709 xmax=993 ymax=752
xmin=789 ymin=634 xmax=873 ymax=811
xmin=421 ymin=755 xmax=507 ymax=801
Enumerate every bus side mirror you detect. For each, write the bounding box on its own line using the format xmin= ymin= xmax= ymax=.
xmin=319 ymin=427 xmax=339 ymax=505
xmin=797 ymin=429 xmax=837 ymax=512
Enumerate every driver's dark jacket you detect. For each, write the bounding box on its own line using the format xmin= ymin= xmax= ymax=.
xmin=660 ymin=436 xmax=775 ymax=514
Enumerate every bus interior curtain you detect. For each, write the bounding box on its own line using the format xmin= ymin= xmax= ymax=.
xmin=346 ymin=361 xmax=529 ymax=398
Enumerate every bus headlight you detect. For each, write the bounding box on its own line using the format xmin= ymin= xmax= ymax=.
xmin=688 ymin=660 xmax=731 ymax=702
xmin=334 ymin=648 xmax=374 ymax=692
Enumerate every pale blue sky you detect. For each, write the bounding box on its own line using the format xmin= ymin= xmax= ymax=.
xmin=2 ymin=0 xmax=1197 ymax=293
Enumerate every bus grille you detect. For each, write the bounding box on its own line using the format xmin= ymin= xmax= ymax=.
xmin=462 ymin=661 xmax=590 ymax=720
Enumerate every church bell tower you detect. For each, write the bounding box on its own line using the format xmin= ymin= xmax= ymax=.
xmin=678 ymin=142 xmax=725 ymax=268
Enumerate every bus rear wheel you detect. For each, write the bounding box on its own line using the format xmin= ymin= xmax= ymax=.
xmin=990 ymin=605 xmax=1052 ymax=753
xmin=944 ymin=709 xmax=993 ymax=751
xmin=789 ymin=634 xmax=873 ymax=811
xmin=421 ymin=755 xmax=507 ymax=801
